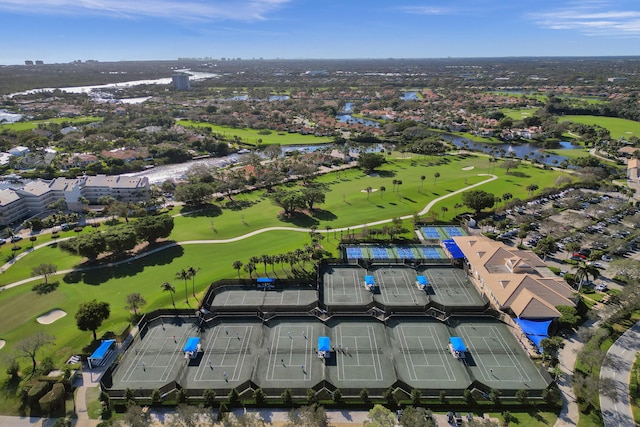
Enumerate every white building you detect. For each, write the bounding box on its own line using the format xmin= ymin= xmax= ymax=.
xmin=0 ymin=175 xmax=150 ymax=226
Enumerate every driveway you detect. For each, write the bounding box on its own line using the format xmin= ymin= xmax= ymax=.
xmin=600 ymin=321 xmax=640 ymax=427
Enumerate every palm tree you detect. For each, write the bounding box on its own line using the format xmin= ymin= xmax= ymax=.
xmin=365 ymin=186 xmax=372 ymax=199
xmin=232 ymin=260 xmax=243 ymax=278
xmin=161 ymin=282 xmax=176 ymax=308
xmin=392 ymin=179 xmax=398 ymax=192
xmin=244 ymin=262 xmax=256 ymax=279
xmin=420 ymin=175 xmax=426 ymax=189
xmin=434 ymin=172 xmax=440 ymax=185
xmin=175 ymin=268 xmax=191 ymax=303
xmin=575 ymin=262 xmax=600 ymax=293
xmin=526 ymin=183 xmax=539 ymax=196
xmin=187 ymin=266 xmax=200 ymax=296
xmin=441 ymin=206 xmax=448 ymax=218
xmin=379 ymin=186 xmax=385 ymax=199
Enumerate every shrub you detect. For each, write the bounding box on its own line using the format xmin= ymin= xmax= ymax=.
xmin=28 ymin=381 xmax=51 ymax=404
xmin=38 ymin=383 xmax=65 ymax=415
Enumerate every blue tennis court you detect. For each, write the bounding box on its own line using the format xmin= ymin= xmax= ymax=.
xmin=421 ymin=247 xmax=442 ymax=259
xmin=396 ymin=247 xmax=415 ymax=259
xmin=422 ymin=227 xmax=441 ymax=239
xmin=445 ymin=227 xmax=466 ymax=238
xmin=372 ymin=247 xmax=391 ymax=259
xmin=346 ymin=247 xmax=364 ymax=259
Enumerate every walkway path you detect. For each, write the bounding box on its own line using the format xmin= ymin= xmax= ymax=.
xmin=600 ymin=321 xmax=640 ymax=427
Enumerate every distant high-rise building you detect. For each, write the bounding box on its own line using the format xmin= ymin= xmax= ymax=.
xmin=35 ymin=60 xmax=44 ymax=65
xmin=172 ymin=74 xmax=190 ymax=90
xmin=24 ymin=60 xmax=34 ymax=66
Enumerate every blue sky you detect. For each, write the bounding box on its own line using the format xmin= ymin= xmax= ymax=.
xmin=1 ymin=0 xmax=639 ymax=65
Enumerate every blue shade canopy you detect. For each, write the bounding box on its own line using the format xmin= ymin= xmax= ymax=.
xmin=443 ymin=239 xmax=465 ymax=259
xmin=183 ymin=337 xmax=201 ymax=353
xmin=318 ymin=336 xmax=330 ymax=351
xmin=257 ymin=277 xmax=275 ymax=283
xmin=90 ymin=339 xmax=115 ymax=360
xmin=417 ymin=276 xmax=429 ymax=285
xmin=364 ymin=275 xmax=375 ymax=285
xmin=449 ymin=337 xmax=467 ymax=352
xmin=514 ymin=318 xmax=552 ymax=351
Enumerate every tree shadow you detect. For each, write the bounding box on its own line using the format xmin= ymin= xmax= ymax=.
xmin=311 ymin=209 xmax=337 ymax=221
xmin=377 ymin=170 xmax=396 ymax=178
xmin=277 ymin=212 xmax=320 ymax=228
xmin=31 ymin=281 xmax=59 ymax=294
xmin=63 ymin=245 xmax=185 ymax=286
xmin=182 ymin=204 xmax=223 ymax=218
xmin=508 ymin=171 xmax=531 ymax=178
xmin=402 ymin=197 xmax=418 ymax=203
xmin=224 ymin=200 xmax=256 ymax=211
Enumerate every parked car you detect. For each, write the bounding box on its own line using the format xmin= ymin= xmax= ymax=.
xmin=602 ymin=255 xmax=613 ymax=262
xmin=595 ymin=283 xmax=609 ymax=292
xmin=10 ymin=235 xmax=23 ymax=243
xmin=0 ymin=238 xmax=5 ymax=245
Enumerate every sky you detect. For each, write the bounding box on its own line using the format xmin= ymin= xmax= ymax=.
xmin=1 ymin=0 xmax=640 ymax=65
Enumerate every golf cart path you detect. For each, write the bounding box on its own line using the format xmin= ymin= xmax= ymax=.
xmin=2 ymin=174 xmax=497 ymax=290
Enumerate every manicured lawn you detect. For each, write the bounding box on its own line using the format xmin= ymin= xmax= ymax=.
xmin=0 ymin=116 xmax=103 ymax=132
xmin=542 ymin=147 xmax=590 ymax=160
xmin=0 ymin=154 xmax=570 ymax=388
xmin=488 ymin=409 xmax=558 ymax=426
xmin=500 ymin=107 xmax=540 ymax=120
xmin=175 ymin=120 xmax=333 ymax=145
xmin=559 ymin=115 xmax=640 ymax=140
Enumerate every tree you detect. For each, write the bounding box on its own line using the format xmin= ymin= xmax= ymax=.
xmin=433 ymin=172 xmax=440 ymax=185
xmin=359 ymin=388 xmax=370 ymax=403
xmin=354 ymin=151 xmax=384 ymax=173
xmin=410 ymin=388 xmax=421 ymax=405
xmin=31 ymin=263 xmax=57 ymax=285
xmin=270 ymin=190 xmax=305 ymax=217
xmin=461 ymin=190 xmax=496 ymax=214
xmin=526 ymin=183 xmax=539 ymax=196
xmin=365 ymin=186 xmax=373 ymax=199
xmin=286 ymin=404 xmax=331 ymax=427
xmin=104 ymin=225 xmax=138 ymax=253
xmin=379 ymin=186 xmax=385 ymax=199
xmin=489 ymin=388 xmax=501 ymax=404
xmin=500 ymin=159 xmax=519 ymax=174
xmin=187 ymin=266 xmax=200 ymax=297
xmin=232 ymin=260 xmax=243 ymax=278
xmin=364 ymin=404 xmax=396 ymax=427
xmin=540 ymin=336 xmax=565 ymax=361
xmin=76 ymin=300 xmax=110 ymax=341
xmin=515 ymin=389 xmax=529 ymax=404
xmin=300 ymin=187 xmax=326 ymax=211
xmin=557 ymin=305 xmax=580 ymax=329
xmin=420 ymin=175 xmax=426 ymax=189
xmin=75 ymin=232 xmax=107 ymax=260
xmin=535 ymin=236 xmax=557 ymax=261
xmin=203 ymin=389 xmax=217 ymax=408
xmin=15 ymin=332 xmax=55 ymax=376
xmin=174 ymin=182 xmax=215 ymax=205
xmin=176 ymin=268 xmax=191 ymax=303
xmin=399 ymin=406 xmax=435 ymax=427
xmin=281 ymin=388 xmax=293 ymax=405
xmin=134 ymin=215 xmax=174 ymax=244
xmin=122 ymin=404 xmax=152 ymax=427
xmin=161 ymin=282 xmax=176 ymax=307
xmin=575 ymin=261 xmax=599 ymax=292
xmin=125 ymin=293 xmax=146 ymax=315
xmin=224 ymin=413 xmax=268 ymax=427
xmin=166 ymin=403 xmax=208 ymax=427
xmin=332 ymin=388 xmax=342 ymax=403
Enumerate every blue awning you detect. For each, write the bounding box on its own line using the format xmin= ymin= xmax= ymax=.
xmin=318 ymin=336 xmax=330 ymax=352
xmin=183 ymin=337 xmax=200 ymax=353
xmin=364 ymin=275 xmax=375 ymax=285
xmin=514 ymin=318 xmax=552 ymax=351
xmin=417 ymin=276 xmax=429 ymax=285
xmin=443 ymin=239 xmax=465 ymax=259
xmin=449 ymin=337 xmax=467 ymax=352
xmin=89 ymin=339 xmax=115 ymax=361
xmin=257 ymin=277 xmax=275 ymax=283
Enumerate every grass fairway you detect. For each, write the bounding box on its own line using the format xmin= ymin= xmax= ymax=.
xmin=0 ymin=154 xmax=570 ymax=392
xmin=176 ymin=120 xmax=333 ymax=146
xmin=0 ymin=116 xmax=103 ymax=132
xmin=559 ymin=115 xmax=640 ymax=140
xmin=500 ymin=107 xmax=540 ymax=120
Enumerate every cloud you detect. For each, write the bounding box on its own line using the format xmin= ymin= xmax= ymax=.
xmin=530 ymin=2 xmax=640 ymax=36
xmin=398 ymin=6 xmax=455 ymax=15
xmin=0 ymin=0 xmax=291 ymax=22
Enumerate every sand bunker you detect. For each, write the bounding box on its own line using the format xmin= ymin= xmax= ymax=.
xmin=37 ymin=309 xmax=67 ymax=325
xmin=462 ymin=166 xmax=475 ymax=171
xmin=360 ymin=188 xmax=378 ymax=193
xmin=0 ymin=340 xmax=5 ymax=350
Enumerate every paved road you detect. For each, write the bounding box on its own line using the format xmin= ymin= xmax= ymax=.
xmin=600 ymin=321 xmax=640 ymax=427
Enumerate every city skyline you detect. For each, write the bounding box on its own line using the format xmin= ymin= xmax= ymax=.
xmin=1 ymin=0 xmax=640 ymax=65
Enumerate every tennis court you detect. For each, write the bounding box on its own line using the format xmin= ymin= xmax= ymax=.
xmin=346 ymin=247 xmax=364 ymax=259
xmin=422 ymin=226 xmax=443 ymax=239
xmin=420 ymin=246 xmax=446 ymax=259
xmin=450 ymin=317 xmax=549 ymax=390
xmin=211 ymin=287 xmax=318 ymax=308
xmin=322 ymin=266 xmax=374 ymax=306
xmin=420 ymin=267 xmax=486 ymax=307
xmin=253 ymin=318 xmax=326 ymax=389
xmin=370 ymin=266 xmax=430 ymax=306
xmin=388 ymin=318 xmax=471 ymax=388
xmin=444 ymin=226 xmax=466 ymax=238
xmin=324 ymin=319 xmax=396 ymax=390
xmin=371 ymin=247 xmax=392 ymax=260
xmin=396 ymin=246 xmax=416 ymax=259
